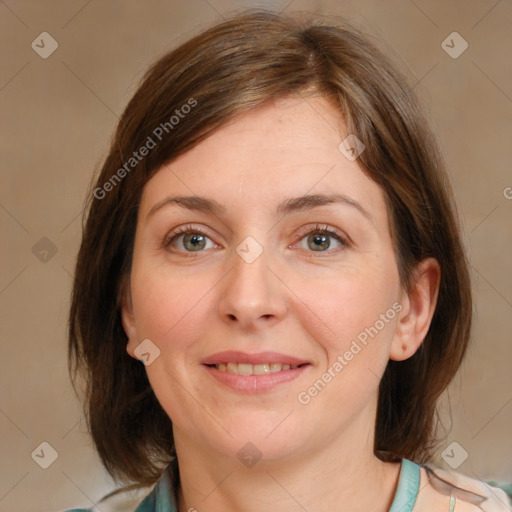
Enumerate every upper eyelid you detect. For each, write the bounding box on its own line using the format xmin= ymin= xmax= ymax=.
xmin=294 ymin=223 xmax=343 ymax=237
xmin=166 ymin=223 xmax=344 ymax=239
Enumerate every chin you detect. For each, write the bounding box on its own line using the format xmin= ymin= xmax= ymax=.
xmin=210 ymin=420 xmax=307 ymax=465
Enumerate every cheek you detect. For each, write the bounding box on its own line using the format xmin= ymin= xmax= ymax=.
xmin=129 ymin=265 xmax=215 ymax=421
xmin=297 ymin=263 xmax=400 ymax=358
xmin=130 ymin=263 xmax=212 ymax=349
xmin=295 ymin=273 xmax=401 ymax=416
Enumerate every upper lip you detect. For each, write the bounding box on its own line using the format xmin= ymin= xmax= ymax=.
xmin=201 ymin=350 xmax=310 ymax=366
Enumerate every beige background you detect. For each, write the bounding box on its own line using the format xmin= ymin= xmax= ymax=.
xmin=1 ymin=0 xmax=511 ymax=511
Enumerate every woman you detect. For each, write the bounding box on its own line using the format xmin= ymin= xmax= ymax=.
xmin=66 ymin=9 xmax=511 ymax=512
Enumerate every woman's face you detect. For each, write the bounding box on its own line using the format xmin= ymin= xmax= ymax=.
xmin=122 ymin=95 xmax=413 ymax=464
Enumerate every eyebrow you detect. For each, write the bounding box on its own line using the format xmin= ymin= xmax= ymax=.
xmin=145 ymin=193 xmax=374 ymax=225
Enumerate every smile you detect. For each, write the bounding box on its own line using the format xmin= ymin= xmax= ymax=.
xmin=203 ymin=362 xmax=311 ymax=393
xmin=211 ymin=362 xmax=303 ymax=375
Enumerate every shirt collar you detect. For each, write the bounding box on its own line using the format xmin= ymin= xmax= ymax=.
xmin=135 ymin=458 xmax=179 ymax=512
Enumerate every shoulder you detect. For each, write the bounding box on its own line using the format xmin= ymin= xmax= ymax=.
xmin=418 ymin=463 xmax=512 ymax=512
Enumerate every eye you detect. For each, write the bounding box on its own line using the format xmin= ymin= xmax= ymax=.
xmin=163 ymin=223 xmax=348 ymax=254
xmin=294 ymin=224 xmax=349 ymax=253
xmin=164 ymin=224 xmax=217 ymax=253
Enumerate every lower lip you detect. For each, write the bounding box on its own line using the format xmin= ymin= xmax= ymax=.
xmin=203 ymin=364 xmax=310 ymax=393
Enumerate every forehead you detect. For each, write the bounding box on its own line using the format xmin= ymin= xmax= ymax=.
xmin=140 ymin=95 xmax=389 ymax=231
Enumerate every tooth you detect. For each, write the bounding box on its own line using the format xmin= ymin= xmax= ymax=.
xmin=217 ymin=362 xmax=299 ymax=374
xmin=238 ymin=363 xmax=253 ymax=375
xmin=253 ymin=363 xmax=270 ymax=375
xmin=227 ymin=362 xmax=239 ymax=374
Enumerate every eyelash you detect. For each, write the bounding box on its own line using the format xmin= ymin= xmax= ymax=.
xmin=163 ymin=223 xmax=349 ymax=254
xmin=163 ymin=224 xmax=212 ymax=250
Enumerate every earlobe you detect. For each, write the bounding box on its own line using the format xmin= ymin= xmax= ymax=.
xmin=390 ymin=258 xmax=441 ymax=361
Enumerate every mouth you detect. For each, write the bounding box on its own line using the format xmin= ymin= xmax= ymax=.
xmin=205 ymin=362 xmax=308 ymax=375
xmin=201 ymin=351 xmax=312 ymax=393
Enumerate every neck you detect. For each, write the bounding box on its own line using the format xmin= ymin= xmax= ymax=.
xmin=173 ymin=411 xmax=401 ymax=512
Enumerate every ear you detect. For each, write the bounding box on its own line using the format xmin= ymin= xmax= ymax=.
xmin=119 ymin=276 xmax=139 ymax=359
xmin=390 ymin=257 xmax=441 ymax=361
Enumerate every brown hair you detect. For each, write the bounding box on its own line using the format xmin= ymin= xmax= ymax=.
xmin=68 ymin=9 xmax=472 ymax=490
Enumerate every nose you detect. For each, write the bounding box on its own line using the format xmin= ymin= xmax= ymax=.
xmin=217 ymin=241 xmax=288 ymax=332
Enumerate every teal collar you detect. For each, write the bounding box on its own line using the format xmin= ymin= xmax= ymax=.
xmin=389 ymin=458 xmax=421 ymax=512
